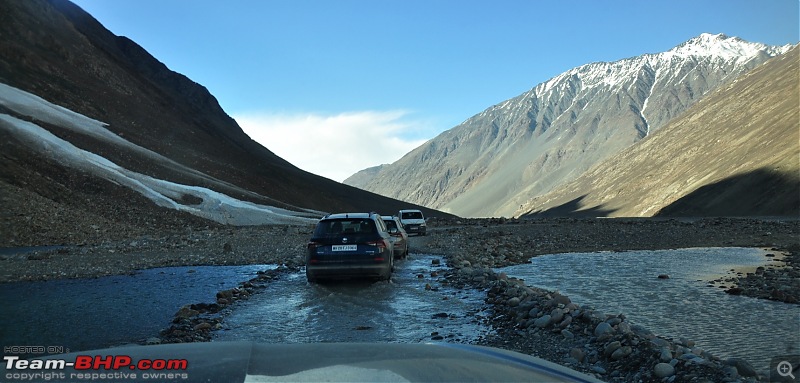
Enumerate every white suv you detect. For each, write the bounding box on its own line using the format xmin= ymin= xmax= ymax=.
xmin=398 ymin=209 xmax=426 ymax=236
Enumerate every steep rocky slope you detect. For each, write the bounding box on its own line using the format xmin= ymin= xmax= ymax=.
xmin=0 ymin=0 xmax=447 ymax=246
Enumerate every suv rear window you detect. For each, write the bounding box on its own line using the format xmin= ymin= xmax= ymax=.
xmin=401 ymin=211 xmax=423 ymax=220
xmin=314 ymin=219 xmax=376 ymax=236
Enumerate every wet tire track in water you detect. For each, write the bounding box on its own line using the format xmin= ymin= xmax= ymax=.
xmin=213 ymin=254 xmax=493 ymax=344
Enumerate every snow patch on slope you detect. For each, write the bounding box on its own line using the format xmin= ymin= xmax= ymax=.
xmin=0 ymin=83 xmax=320 ymax=225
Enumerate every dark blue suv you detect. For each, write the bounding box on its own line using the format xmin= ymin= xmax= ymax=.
xmin=305 ymin=213 xmax=394 ymax=282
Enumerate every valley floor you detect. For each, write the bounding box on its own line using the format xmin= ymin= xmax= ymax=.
xmin=2 ymin=216 xmax=797 ymax=283
xmin=1 ymin=217 xmax=797 ymax=382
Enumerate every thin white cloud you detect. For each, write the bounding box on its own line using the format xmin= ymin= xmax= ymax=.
xmin=234 ymin=110 xmax=429 ymax=182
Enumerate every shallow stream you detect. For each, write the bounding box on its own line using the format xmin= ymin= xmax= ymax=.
xmin=1 ymin=247 xmax=795 ymax=374
xmin=213 ymin=254 xmax=490 ymax=344
xmin=496 ymin=247 xmax=799 ymax=371
xmin=0 ymin=264 xmax=272 ymax=352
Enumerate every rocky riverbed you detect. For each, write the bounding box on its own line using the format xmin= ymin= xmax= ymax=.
xmin=2 ymin=217 xmax=798 ymax=382
xmin=411 ymin=218 xmax=799 ymax=382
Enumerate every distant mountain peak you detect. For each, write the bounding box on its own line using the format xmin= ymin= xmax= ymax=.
xmin=666 ymin=33 xmax=787 ymax=60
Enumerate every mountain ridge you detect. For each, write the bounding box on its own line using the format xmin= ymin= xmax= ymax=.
xmin=347 ymin=33 xmax=793 ymax=217
xmin=517 ymin=46 xmax=800 ymax=218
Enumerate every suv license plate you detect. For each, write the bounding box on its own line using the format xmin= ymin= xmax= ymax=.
xmin=332 ymin=245 xmax=357 ymax=251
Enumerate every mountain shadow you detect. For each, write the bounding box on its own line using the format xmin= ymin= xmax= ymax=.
xmin=656 ymin=168 xmax=800 ymax=217
xmin=521 ymin=195 xmax=618 ymax=218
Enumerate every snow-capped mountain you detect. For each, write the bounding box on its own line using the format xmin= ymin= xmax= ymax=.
xmin=517 ymin=46 xmax=799 ymax=218
xmin=348 ymin=33 xmax=793 ymax=217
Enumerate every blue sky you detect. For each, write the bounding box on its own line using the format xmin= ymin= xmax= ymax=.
xmin=71 ymin=0 xmax=798 ymax=182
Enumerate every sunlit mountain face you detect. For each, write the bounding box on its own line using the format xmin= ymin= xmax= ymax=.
xmin=347 ymin=34 xmax=794 ymax=218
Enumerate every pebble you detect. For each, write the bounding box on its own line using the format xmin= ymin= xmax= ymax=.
xmin=533 ymin=315 xmax=552 ymax=328
xmin=550 ymin=308 xmax=565 ymax=323
xmin=591 ymin=365 xmax=607 ymax=375
xmin=603 ymin=341 xmax=621 ymax=357
xmin=654 ymin=362 xmax=675 ymax=378
xmin=193 ymin=322 xmax=211 ymax=331
xmin=659 ymin=348 xmax=673 ymax=362
xmin=727 ymin=358 xmax=758 ymax=377
xmin=610 ymin=346 xmax=632 ymax=360
xmin=594 ymin=322 xmax=613 ymax=337
xmin=569 ymin=348 xmax=585 ymax=362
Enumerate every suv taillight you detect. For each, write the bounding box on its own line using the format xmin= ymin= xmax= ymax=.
xmin=365 ymin=240 xmax=386 ymax=250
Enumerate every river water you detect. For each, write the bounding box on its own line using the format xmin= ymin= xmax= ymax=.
xmin=213 ymin=254 xmax=490 ymax=344
xmin=1 ymin=247 xmax=795 ymax=374
xmin=496 ymin=247 xmax=800 ymax=371
xmin=0 ymin=264 xmax=274 ymax=352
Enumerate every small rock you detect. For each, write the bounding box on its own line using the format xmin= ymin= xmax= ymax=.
xmin=604 ymin=341 xmax=621 ymax=357
xmin=175 ymin=306 xmax=199 ymax=319
xmin=658 ymin=274 xmax=670 ymax=279
xmin=611 ymin=346 xmax=632 ymax=360
xmin=654 ymin=363 xmax=675 ymax=378
xmin=726 ymin=287 xmax=744 ymax=295
xmin=551 ymin=292 xmax=571 ymax=306
xmin=606 ymin=317 xmax=622 ymax=326
xmin=533 ymin=315 xmax=552 ymax=328
xmin=594 ymin=322 xmax=613 ymax=337
xmin=728 ymin=358 xmax=758 ymax=377
xmin=193 ymin=322 xmax=212 ymax=331
xmin=550 ymin=308 xmax=565 ymax=323
xmin=590 ymin=365 xmax=607 ymax=375
xmin=562 ymin=357 xmax=580 ymax=365
xmin=569 ymin=348 xmax=585 ymax=362
xmin=659 ymin=348 xmax=673 ymax=362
